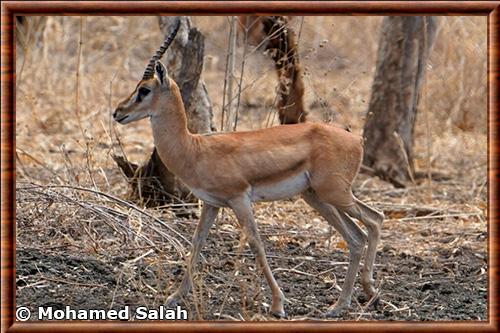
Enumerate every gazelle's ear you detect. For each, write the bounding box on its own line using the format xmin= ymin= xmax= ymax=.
xmin=155 ymin=61 xmax=169 ymax=88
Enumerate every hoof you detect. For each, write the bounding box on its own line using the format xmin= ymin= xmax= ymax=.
xmin=369 ymin=294 xmax=381 ymax=308
xmin=362 ymin=282 xmax=378 ymax=299
xmin=325 ymin=305 xmax=347 ymax=318
xmin=271 ymin=309 xmax=287 ymax=319
xmin=366 ymin=296 xmax=382 ymax=312
xmin=165 ymin=295 xmax=180 ymax=308
xmin=358 ymin=292 xmax=380 ymax=306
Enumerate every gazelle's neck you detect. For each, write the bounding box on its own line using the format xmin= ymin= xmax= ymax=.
xmin=150 ymin=84 xmax=197 ymax=178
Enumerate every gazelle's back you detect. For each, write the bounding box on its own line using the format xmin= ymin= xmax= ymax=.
xmin=189 ymin=123 xmax=363 ymax=207
xmin=197 ymin=122 xmax=362 ymax=175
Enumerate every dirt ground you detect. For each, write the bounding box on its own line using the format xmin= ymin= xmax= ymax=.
xmin=15 ymin=237 xmax=487 ymax=321
xmin=16 ymin=169 xmax=487 ymax=321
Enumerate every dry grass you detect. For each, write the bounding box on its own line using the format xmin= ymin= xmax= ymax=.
xmin=15 ymin=16 xmax=487 ymax=321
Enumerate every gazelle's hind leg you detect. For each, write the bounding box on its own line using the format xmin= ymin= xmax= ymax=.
xmin=302 ymin=190 xmax=366 ymax=317
xmin=342 ymin=197 xmax=384 ymax=299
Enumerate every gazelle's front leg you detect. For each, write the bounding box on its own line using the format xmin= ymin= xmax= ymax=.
xmin=166 ymin=203 xmax=219 ymax=307
xmin=228 ymin=196 xmax=286 ymax=318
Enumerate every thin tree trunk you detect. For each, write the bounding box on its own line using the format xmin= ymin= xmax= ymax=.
xmin=363 ymin=17 xmax=438 ymax=187
xmin=113 ymin=17 xmax=214 ymax=213
xmin=239 ymin=16 xmax=308 ymax=124
xmin=261 ymin=16 xmax=307 ymax=124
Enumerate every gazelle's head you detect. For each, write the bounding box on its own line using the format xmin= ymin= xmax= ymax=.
xmin=113 ymin=19 xmax=180 ymax=125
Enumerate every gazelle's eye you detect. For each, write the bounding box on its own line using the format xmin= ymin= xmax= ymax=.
xmin=139 ymin=87 xmax=151 ymax=97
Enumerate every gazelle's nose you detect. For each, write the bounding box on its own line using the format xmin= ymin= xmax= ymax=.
xmin=113 ymin=108 xmax=122 ymax=119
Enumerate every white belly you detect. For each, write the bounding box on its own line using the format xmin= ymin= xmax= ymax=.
xmin=190 ymin=188 xmax=228 ymax=207
xmin=189 ymin=171 xmax=311 ymax=207
xmin=250 ymin=171 xmax=311 ymax=202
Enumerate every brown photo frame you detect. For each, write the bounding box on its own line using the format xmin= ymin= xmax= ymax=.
xmin=1 ymin=1 xmax=499 ymax=332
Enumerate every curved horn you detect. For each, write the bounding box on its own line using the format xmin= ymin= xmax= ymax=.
xmin=142 ymin=17 xmax=181 ymax=80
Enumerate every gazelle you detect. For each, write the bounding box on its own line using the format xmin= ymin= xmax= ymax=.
xmin=113 ymin=19 xmax=384 ymax=318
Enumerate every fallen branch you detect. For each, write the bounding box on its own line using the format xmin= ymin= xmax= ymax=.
xmin=370 ymin=202 xmax=462 ymax=216
xmin=35 ymin=264 xmax=108 ymax=288
xmin=386 ymin=212 xmax=482 ymax=223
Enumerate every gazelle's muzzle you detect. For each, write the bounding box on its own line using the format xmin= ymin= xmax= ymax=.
xmin=113 ymin=107 xmax=130 ymax=124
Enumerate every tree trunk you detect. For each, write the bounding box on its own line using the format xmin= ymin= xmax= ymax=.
xmin=158 ymin=17 xmax=215 ymax=134
xmin=239 ymin=16 xmax=308 ymax=124
xmin=363 ymin=17 xmax=438 ymax=187
xmin=113 ymin=17 xmax=214 ymax=214
xmin=261 ymin=16 xmax=307 ymax=124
